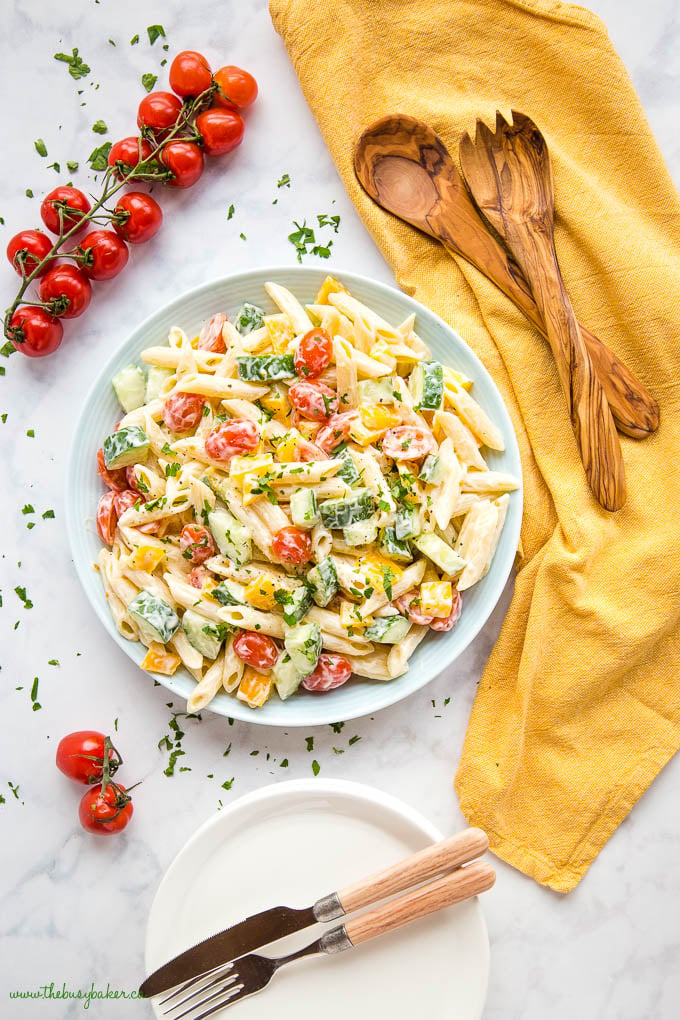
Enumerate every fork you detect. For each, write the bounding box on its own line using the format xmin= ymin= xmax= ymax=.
xmin=159 ymin=859 xmax=495 ymax=1019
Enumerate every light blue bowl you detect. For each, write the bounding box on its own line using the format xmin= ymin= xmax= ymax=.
xmin=65 ymin=266 xmax=522 ymax=727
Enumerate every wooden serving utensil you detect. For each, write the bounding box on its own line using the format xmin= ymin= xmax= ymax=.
xmin=458 ymin=111 xmax=625 ymax=511
xmin=353 ymin=115 xmax=658 ymax=440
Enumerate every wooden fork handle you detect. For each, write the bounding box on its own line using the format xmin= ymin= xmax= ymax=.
xmin=335 ymin=828 xmax=488 ymax=915
xmin=344 ymin=861 xmax=495 ymax=947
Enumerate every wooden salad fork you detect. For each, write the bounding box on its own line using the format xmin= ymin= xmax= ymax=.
xmin=353 ymin=114 xmax=658 ymax=441
xmin=458 ymin=111 xmax=626 ymax=511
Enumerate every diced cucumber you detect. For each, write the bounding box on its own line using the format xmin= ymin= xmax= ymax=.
xmin=412 ymin=533 xmax=467 ymax=576
xmin=284 ymin=621 xmax=321 ymax=676
xmin=277 ymin=585 xmax=313 ymax=625
xmin=336 ymin=447 xmax=362 ymax=486
xmin=365 ymin=614 xmax=412 ymax=644
xmin=211 ymin=580 xmax=244 ymax=606
xmin=273 ymin=651 xmax=304 ymax=700
xmin=103 ymin=425 xmax=150 ymax=470
xmin=236 ymin=355 xmax=296 ymax=381
xmin=307 ymin=557 xmax=338 ymax=607
xmin=181 ymin=609 xmax=228 ymax=659
xmin=410 ymin=361 xmax=444 ymax=411
xmin=419 ymin=454 xmax=445 ymax=485
xmin=145 ymin=365 xmax=173 ymax=402
xmin=395 ymin=504 xmax=419 ymax=540
xmin=207 ymin=508 xmax=252 ymax=566
xmin=357 ymin=378 xmax=396 ymax=405
xmin=380 ymin=526 xmax=413 ymax=563
xmin=112 ymin=364 xmax=146 ymax=413
xmin=234 ymin=302 xmax=265 ymax=335
xmin=343 ymin=516 xmax=379 ymax=547
xmin=290 ymin=488 xmax=319 ymax=530
xmin=128 ymin=590 xmax=179 ymax=644
xmin=319 ymin=490 xmax=374 ymax=529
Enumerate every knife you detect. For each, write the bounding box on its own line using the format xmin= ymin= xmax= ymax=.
xmin=139 ymin=826 xmax=488 ymax=997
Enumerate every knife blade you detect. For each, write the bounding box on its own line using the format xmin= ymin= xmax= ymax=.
xmin=139 ymin=827 xmax=488 ymax=998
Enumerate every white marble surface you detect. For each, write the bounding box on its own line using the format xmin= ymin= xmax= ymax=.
xmin=1 ymin=0 xmax=679 ymax=1017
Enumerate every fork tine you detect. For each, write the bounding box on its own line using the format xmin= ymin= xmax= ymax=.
xmin=160 ymin=964 xmax=234 ymax=1007
xmin=169 ymin=974 xmax=243 ymax=1020
xmin=188 ymin=984 xmax=246 ymax=1020
xmin=163 ymin=968 xmax=238 ymax=1014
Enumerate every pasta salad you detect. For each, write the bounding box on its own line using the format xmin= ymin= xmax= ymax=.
xmin=94 ymin=276 xmax=519 ymax=712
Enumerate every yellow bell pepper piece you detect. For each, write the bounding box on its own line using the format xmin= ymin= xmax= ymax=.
xmin=259 ymin=383 xmax=291 ymax=424
xmin=339 ymin=600 xmax=372 ymax=631
xmin=359 ymin=405 xmax=401 ymax=432
xmin=266 ymin=317 xmax=295 ymax=353
xmin=420 ymin=581 xmax=453 ymax=618
xmin=141 ymin=643 xmax=181 ymax=676
xmin=296 ymin=420 xmax=320 ymax=442
xmin=244 ymin=575 xmax=279 ymax=611
xmin=360 ymin=554 xmax=404 ymax=595
xmin=272 ymin=431 xmax=301 ymax=463
xmin=229 ymin=454 xmax=273 ymax=483
xmin=237 ymin=667 xmax=273 ymax=708
xmin=129 ymin=545 xmax=166 ymax=572
xmin=314 ymin=275 xmax=348 ymax=305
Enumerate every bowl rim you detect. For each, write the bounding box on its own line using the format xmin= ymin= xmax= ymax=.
xmin=65 ymin=264 xmax=522 ymax=727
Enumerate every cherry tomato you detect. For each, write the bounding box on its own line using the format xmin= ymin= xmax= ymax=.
xmin=79 ymin=782 xmax=133 ymax=835
xmin=233 ymin=631 xmax=278 ymax=670
xmin=198 ymin=313 xmax=226 ymax=352
xmin=77 ymin=230 xmax=129 ymax=281
xmin=196 ymin=109 xmax=244 ymax=156
xmin=288 ymin=380 xmax=338 ymax=422
xmin=294 ymin=437 xmax=325 ymax=462
xmin=7 ymin=229 xmax=53 ymax=277
xmin=8 ymin=306 xmax=63 ymax=357
xmin=138 ymin=521 xmax=160 ymax=536
xmin=382 ymin=426 xmax=436 ymax=461
xmin=204 ymin=419 xmax=259 ymax=462
xmin=137 ymin=91 xmax=183 ymax=136
xmin=108 ymin=136 xmax=154 ymax=180
xmin=302 ymin=654 xmax=352 ymax=692
xmin=40 ymin=186 xmax=91 ymax=236
xmin=430 ymin=589 xmax=462 ymax=632
xmin=96 ymin=491 xmax=117 ymax=544
xmin=272 ymin=526 xmax=313 ymax=565
xmin=162 ymin=392 xmax=205 ymax=433
xmin=112 ymin=192 xmax=163 ymax=245
xmin=113 ymin=489 xmax=142 ymax=517
xmin=97 ymin=448 xmax=127 ymax=491
xmin=56 ymin=730 xmax=120 ymax=785
xmin=180 ymin=523 xmax=216 ymax=565
xmin=393 ymin=590 xmax=434 ymax=626
xmin=189 ymin=565 xmax=211 ymax=589
xmin=169 ymin=50 xmax=212 ymax=97
xmin=38 ymin=264 xmax=92 ymax=319
xmin=294 ymin=328 xmax=333 ymax=378
xmin=160 ymin=141 xmax=204 ymax=189
xmin=213 ymin=65 xmax=258 ymax=109
xmin=314 ymin=411 xmax=358 ymax=454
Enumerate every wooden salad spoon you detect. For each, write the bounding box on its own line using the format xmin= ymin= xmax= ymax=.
xmin=458 ymin=111 xmax=625 ymax=511
xmin=353 ymin=114 xmax=658 ymax=441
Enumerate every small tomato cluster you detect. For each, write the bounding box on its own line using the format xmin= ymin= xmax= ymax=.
xmin=4 ymin=52 xmax=258 ymax=357
xmin=56 ymin=730 xmax=136 ymax=835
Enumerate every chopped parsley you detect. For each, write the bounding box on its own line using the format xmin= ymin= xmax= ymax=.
xmin=92 ymin=119 xmax=108 ymax=134
xmin=42 ymin=510 xmax=55 ymax=519
xmin=21 ymin=504 xmax=34 ymax=515
xmin=54 ymin=48 xmax=90 ymax=80
xmin=14 ymin=586 xmax=33 ymax=610
xmin=161 ymin=441 xmax=174 ymax=455
xmin=311 ymin=759 xmax=320 ymax=776
xmin=88 ymin=142 xmax=112 ymax=171
xmin=317 ymin=213 xmax=340 ymax=233
xmin=48 ymin=659 xmax=60 ymax=666
xmin=305 ymin=736 xmax=314 ymax=752
xmin=142 ymin=73 xmax=158 ymax=93
xmin=277 ymin=173 xmax=291 ymax=188
xmin=381 ymin=566 xmax=396 ymax=600
xmin=147 ymin=24 xmax=166 ymax=44
xmin=239 ymin=232 xmax=247 ymax=241
xmin=330 ymin=721 xmax=345 ymax=734
xmin=221 ymin=777 xmax=235 ymax=790
xmin=67 ymin=160 xmax=79 ymax=173
xmin=30 ymin=677 xmax=41 ymax=712
xmin=165 ymin=462 xmax=181 ymax=478
xmin=227 ymin=204 xmax=235 ymax=220
xmin=349 ymin=735 xmax=361 ymax=746
xmin=280 ymin=758 xmax=289 ymax=768
xmin=130 ymin=33 xmax=140 ymax=45
xmin=34 ymin=139 xmax=47 ymax=157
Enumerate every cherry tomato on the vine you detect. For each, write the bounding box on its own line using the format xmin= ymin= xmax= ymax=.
xmin=160 ymin=141 xmax=204 ymax=189
xmin=213 ymin=65 xmax=258 ymax=109
xmin=38 ymin=264 xmax=92 ymax=319
xmin=294 ymin=328 xmax=333 ymax=378
xmin=6 ymin=229 xmax=53 ymax=277
xmin=272 ymin=526 xmax=313 ymax=566
xmin=288 ymin=380 xmax=338 ymax=422
xmin=162 ymin=392 xmax=205 ymax=433
xmin=196 ymin=109 xmax=244 ymax=156
xmin=233 ymin=631 xmax=278 ymax=670
xmin=169 ymin=50 xmax=212 ymax=97
xmin=76 ymin=230 xmax=129 ymax=281
xmin=79 ymin=782 xmax=134 ymax=835
xmin=204 ymin=419 xmax=259 ymax=462
xmin=302 ymin=654 xmax=352 ymax=692
xmin=180 ymin=524 xmax=216 ymax=565
xmin=137 ymin=91 xmax=183 ymax=136
xmin=40 ymin=186 xmax=91 ymax=236
xmin=97 ymin=448 xmax=127 ymax=491
xmin=108 ymin=136 xmax=154 ymax=180
xmin=96 ymin=491 xmax=118 ymax=544
xmin=56 ymin=731 xmax=120 ymax=785
xmin=8 ymin=306 xmax=63 ymax=357
xmin=112 ymin=192 xmax=163 ymax=245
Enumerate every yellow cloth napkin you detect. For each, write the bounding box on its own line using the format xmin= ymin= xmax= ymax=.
xmin=270 ymin=0 xmax=680 ymax=891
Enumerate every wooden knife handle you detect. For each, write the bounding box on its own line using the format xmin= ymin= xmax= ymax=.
xmin=345 ymin=861 xmax=495 ymax=947
xmin=336 ymin=828 xmax=488 ymax=915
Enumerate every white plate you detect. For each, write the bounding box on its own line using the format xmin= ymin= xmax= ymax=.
xmin=66 ymin=266 xmax=522 ymax=725
xmin=145 ymin=779 xmax=490 ymax=1020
